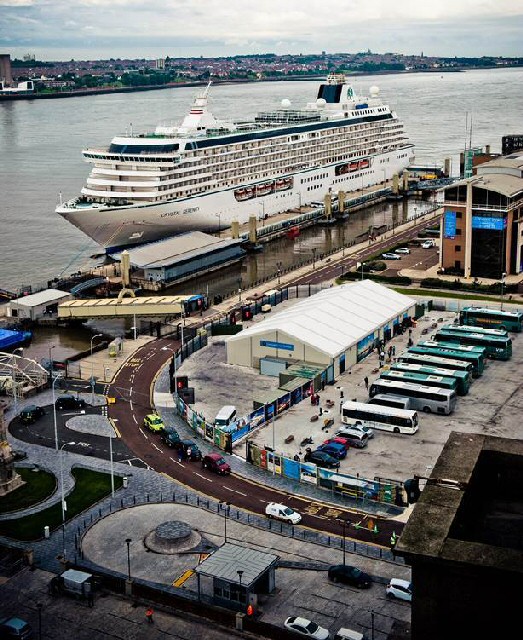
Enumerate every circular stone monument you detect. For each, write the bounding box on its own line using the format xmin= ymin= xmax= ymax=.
xmin=144 ymin=520 xmax=201 ymax=554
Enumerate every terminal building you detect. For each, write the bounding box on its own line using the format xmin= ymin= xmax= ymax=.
xmin=226 ymin=280 xmax=416 ymax=377
xmin=440 ymin=153 xmax=523 ymax=278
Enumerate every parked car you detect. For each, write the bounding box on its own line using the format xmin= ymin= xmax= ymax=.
xmin=323 ymin=436 xmax=352 ymax=451
xmin=160 ymin=427 xmax=181 ymax=447
xmin=334 ymin=429 xmax=369 ymax=449
xmin=0 ymin=616 xmax=34 ymax=639
xmin=284 ymin=616 xmax=329 ymax=640
xmin=304 ymin=449 xmax=340 ymax=469
xmin=265 ymin=502 xmax=301 ymax=524
xmin=143 ymin=414 xmax=165 ymax=433
xmin=316 ymin=442 xmax=347 ymax=460
xmin=202 ymin=453 xmax=231 ymax=475
xmin=386 ymin=578 xmax=412 ymax=601
xmin=328 ymin=564 xmax=372 ymax=588
xmin=337 ymin=423 xmax=374 ymax=439
xmin=421 ymin=239 xmax=435 ymax=249
xmin=55 ymin=395 xmax=86 ymax=411
xmin=395 ymin=247 xmax=410 ymax=254
xmin=173 ymin=439 xmax=202 ymax=461
xmin=19 ymin=404 xmax=45 ymax=425
xmin=381 ymin=253 xmax=401 ymax=260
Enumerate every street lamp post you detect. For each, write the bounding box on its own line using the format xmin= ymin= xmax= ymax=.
xmin=338 ymin=518 xmax=347 ymax=566
xmin=60 ymin=441 xmax=76 ymax=558
xmin=238 ymin=277 xmax=242 ymax=302
xmin=51 ymin=373 xmax=64 ymax=451
xmin=48 ymin=344 xmax=55 ymax=375
xmin=237 ymin=570 xmax=243 ymax=603
xmin=125 ymin=538 xmax=132 ymax=580
xmin=361 ymin=262 xmax=365 ymax=281
xmin=276 ymin=261 xmax=283 ymax=286
xmin=90 ymin=334 xmax=103 ymax=405
xmin=109 ymin=431 xmax=115 ymax=497
xmin=215 ymin=212 xmax=221 ymax=234
xmin=219 ymin=501 xmax=230 ymax=543
xmin=312 ymin=248 xmax=317 ymax=270
xmin=501 ymin=272 xmax=507 ymax=310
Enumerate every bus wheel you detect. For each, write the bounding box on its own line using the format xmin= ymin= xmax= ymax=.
xmin=423 ymin=406 xmax=431 ymax=413
xmin=500 ymin=325 xmax=506 ymax=331
xmin=394 ymin=427 xmax=400 ymax=434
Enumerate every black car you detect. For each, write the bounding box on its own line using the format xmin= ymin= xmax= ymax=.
xmin=304 ymin=449 xmax=340 ymax=469
xmin=19 ymin=404 xmax=45 ymax=425
xmin=173 ymin=439 xmax=202 ymax=461
xmin=328 ymin=564 xmax=372 ymax=588
xmin=55 ymin=395 xmax=86 ymax=410
xmin=0 ymin=616 xmax=34 ymax=639
xmin=160 ymin=428 xmax=181 ymax=448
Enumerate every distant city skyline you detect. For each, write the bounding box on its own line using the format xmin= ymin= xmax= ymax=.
xmin=1 ymin=0 xmax=522 ymax=62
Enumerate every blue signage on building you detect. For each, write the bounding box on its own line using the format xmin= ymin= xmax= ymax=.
xmin=444 ymin=211 xmax=456 ymax=238
xmin=260 ymin=340 xmax=294 ymax=351
xmin=472 ymin=216 xmax=506 ymax=231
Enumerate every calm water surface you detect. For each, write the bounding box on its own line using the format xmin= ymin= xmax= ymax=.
xmin=1 ymin=68 xmax=522 ymax=294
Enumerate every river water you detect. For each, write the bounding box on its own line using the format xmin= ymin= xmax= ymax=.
xmin=1 ymin=68 xmax=522 ymax=359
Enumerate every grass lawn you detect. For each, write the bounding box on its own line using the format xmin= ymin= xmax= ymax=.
xmin=0 ymin=468 xmax=123 ymax=541
xmin=0 ymin=467 xmax=56 ymax=515
xmin=392 ymin=287 xmax=509 ymax=303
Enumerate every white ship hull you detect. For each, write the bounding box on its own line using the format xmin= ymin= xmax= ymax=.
xmin=58 ymin=147 xmax=412 ymax=251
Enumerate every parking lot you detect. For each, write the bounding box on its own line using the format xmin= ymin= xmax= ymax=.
xmin=180 ymin=306 xmax=523 ymax=485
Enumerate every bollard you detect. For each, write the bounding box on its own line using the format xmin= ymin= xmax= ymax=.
xmin=123 ymin=476 xmax=128 ymax=489
xmin=44 ymin=526 xmax=50 ymax=539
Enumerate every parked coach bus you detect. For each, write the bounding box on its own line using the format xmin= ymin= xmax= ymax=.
xmin=434 ymin=328 xmax=512 ymax=361
xmin=369 ymin=379 xmax=457 ymax=415
xmin=440 ymin=323 xmax=508 ymax=338
xmin=398 ymin=351 xmax=474 ymax=378
xmin=414 ymin=342 xmax=486 ymax=377
xmin=379 ymin=369 xmax=458 ymax=395
xmin=390 ymin=362 xmax=470 ymax=395
xmin=460 ymin=307 xmax=523 ymax=333
xmin=341 ymin=400 xmax=419 ymax=435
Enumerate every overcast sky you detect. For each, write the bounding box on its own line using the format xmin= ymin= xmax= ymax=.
xmin=1 ymin=0 xmax=522 ymax=62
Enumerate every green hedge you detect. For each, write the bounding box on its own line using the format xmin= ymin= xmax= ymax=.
xmin=341 ymin=272 xmax=412 ymax=286
xmin=420 ymin=278 xmax=518 ymax=294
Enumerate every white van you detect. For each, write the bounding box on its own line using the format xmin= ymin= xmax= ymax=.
xmin=214 ymin=405 xmax=237 ymax=427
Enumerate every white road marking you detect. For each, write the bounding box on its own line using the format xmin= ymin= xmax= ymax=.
xmin=132 ymin=415 xmax=137 ymax=424
xmin=130 ymin=400 xmax=133 ymax=411
xmin=139 ymin=428 xmax=148 ymax=439
xmin=169 ymin=456 xmax=184 ymax=468
xmin=194 ymin=472 xmax=213 ymax=482
xmin=152 ymin=443 xmax=163 ymax=453
xmin=234 ymin=490 xmax=247 ymax=497
xmin=222 ymin=486 xmax=235 ymax=492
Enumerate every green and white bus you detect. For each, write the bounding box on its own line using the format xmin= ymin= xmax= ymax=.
xmin=390 ymin=362 xmax=470 ymax=395
xmin=460 ymin=307 xmax=523 ymax=333
xmin=434 ymin=328 xmax=512 ymax=361
xmin=379 ymin=369 xmax=459 ymax=394
xmin=414 ymin=341 xmax=486 ymax=377
xmin=439 ymin=323 xmax=508 ymax=338
xmin=341 ymin=400 xmax=419 ymax=435
xmin=369 ymin=378 xmax=457 ymax=415
xmin=398 ymin=350 xmax=473 ymax=378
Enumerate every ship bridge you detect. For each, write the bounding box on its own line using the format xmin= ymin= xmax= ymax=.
xmin=57 ymin=295 xmax=203 ymax=320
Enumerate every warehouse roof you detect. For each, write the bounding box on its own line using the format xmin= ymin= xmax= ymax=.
xmin=228 ymin=280 xmax=415 ymax=358
xmin=11 ymin=289 xmax=70 ymax=307
xmin=109 ymin=231 xmax=244 ymax=269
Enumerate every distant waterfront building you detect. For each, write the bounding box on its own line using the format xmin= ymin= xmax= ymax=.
xmin=440 ymin=152 xmax=523 ymax=278
xmin=0 ymin=54 xmax=12 ymax=86
xmin=0 ymin=80 xmax=34 ymax=95
xmin=155 ymin=58 xmax=165 ymax=70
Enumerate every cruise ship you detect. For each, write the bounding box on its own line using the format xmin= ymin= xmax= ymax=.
xmin=57 ymin=74 xmax=414 ymax=250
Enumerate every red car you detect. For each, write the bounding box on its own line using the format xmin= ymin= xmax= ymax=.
xmin=202 ymin=453 xmax=231 ymax=475
xmin=323 ymin=436 xmax=352 ymax=450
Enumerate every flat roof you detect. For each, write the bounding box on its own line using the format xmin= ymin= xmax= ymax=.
xmin=195 ymin=543 xmax=278 ymax=585
xmin=11 ymin=288 xmax=70 ymax=307
xmin=109 ymin=231 xmax=244 ymax=268
xmin=446 ymin=174 xmax=523 ymax=198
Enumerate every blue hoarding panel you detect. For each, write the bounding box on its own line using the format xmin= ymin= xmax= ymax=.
xmin=444 ymin=211 xmax=456 ymax=238
xmin=283 ymin=458 xmax=301 ymax=480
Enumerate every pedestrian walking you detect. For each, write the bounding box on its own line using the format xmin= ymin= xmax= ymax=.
xmin=178 ymin=448 xmax=184 ymax=463
xmin=145 ymin=607 xmax=154 ymax=624
xmin=392 ymin=345 xmax=396 ymax=356
xmin=364 ymin=376 xmax=369 ymax=391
